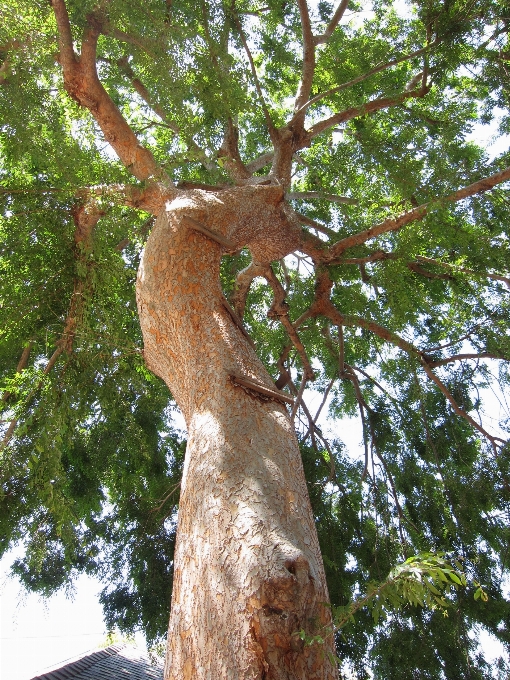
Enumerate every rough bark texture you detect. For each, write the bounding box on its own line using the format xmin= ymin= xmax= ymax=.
xmin=136 ymin=186 xmax=337 ymax=679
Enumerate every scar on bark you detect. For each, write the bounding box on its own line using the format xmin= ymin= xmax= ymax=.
xmin=221 ymin=297 xmax=256 ymax=349
xmin=182 ymin=215 xmax=237 ymax=251
xmin=229 ymin=374 xmax=294 ymax=406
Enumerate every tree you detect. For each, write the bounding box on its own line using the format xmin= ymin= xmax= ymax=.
xmin=1 ymin=0 xmax=510 ymax=677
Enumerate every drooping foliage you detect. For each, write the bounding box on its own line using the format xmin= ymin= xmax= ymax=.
xmin=1 ymin=0 xmax=510 ymax=677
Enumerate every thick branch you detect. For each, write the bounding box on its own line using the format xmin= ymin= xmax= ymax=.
xmin=51 ymin=0 xmax=166 ymax=182
xmin=326 ymin=166 xmax=510 ymax=260
xmin=222 ymin=298 xmax=256 ymax=349
xmin=230 ymin=373 xmax=294 ymax=405
xmin=314 ymin=0 xmax=349 ymax=46
xmin=183 ymin=215 xmax=237 ymax=251
xmin=245 ymin=151 xmax=274 ymax=174
xmin=293 ymin=0 xmax=316 ymax=129
xmin=1 ymin=343 xmax=32 ymax=405
xmin=218 ymin=118 xmax=251 ymax=182
xmin=0 ymin=56 xmax=11 ymax=85
xmin=275 ymin=342 xmax=293 ymax=389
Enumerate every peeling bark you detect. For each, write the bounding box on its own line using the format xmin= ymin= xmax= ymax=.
xmin=136 ymin=186 xmax=337 ymax=679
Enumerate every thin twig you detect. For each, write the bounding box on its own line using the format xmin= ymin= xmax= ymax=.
xmin=291 ymin=373 xmax=308 ymax=423
xmin=419 ymin=359 xmax=505 ymax=454
xmin=301 ymin=377 xmax=335 ymax=442
xmin=428 ymin=352 xmax=507 ymax=368
xmin=295 ymin=41 xmax=439 ymax=118
xmin=307 ymin=87 xmax=429 ymax=140
xmin=264 ymin=266 xmax=315 ymax=380
xmin=287 ymin=191 xmax=357 ymax=204
xmin=231 ymin=9 xmax=277 ymax=139
xmin=326 ymin=166 xmax=510 ymax=259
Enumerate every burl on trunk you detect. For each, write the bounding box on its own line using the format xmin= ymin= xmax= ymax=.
xmin=136 ymin=185 xmax=337 ymax=679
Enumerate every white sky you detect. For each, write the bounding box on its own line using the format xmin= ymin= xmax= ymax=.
xmin=0 ymin=551 xmax=107 ymax=680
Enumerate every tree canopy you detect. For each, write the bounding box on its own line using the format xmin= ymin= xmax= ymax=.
xmin=1 ymin=0 xmax=510 ymax=677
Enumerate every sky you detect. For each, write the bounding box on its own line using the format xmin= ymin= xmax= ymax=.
xmin=0 ymin=552 xmax=107 ymax=680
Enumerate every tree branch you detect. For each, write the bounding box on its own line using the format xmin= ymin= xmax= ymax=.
xmin=326 ymin=166 xmax=510 ymax=260
xmin=322 ymin=300 xmax=420 ymax=357
xmin=296 ymin=212 xmax=338 ymax=239
xmin=301 ymin=377 xmax=335 ymax=442
xmin=232 ymin=9 xmax=277 ymax=141
xmin=265 ymin=266 xmax=315 ymax=380
xmin=427 ymin=352 xmax=508 ymax=368
xmin=407 ymin=261 xmax=453 ymax=280
xmin=1 ymin=342 xmax=32 ymax=405
xmin=113 ymin=57 xmax=215 ymax=171
xmin=294 ymin=42 xmax=438 ymax=120
xmin=314 ymin=0 xmax=349 ymax=46
xmin=290 ymin=372 xmax=308 ymax=423
xmin=319 ymin=298 xmax=505 ymax=450
xmin=0 ymin=56 xmax=11 ymax=85
xmin=287 ymin=191 xmax=357 ymax=205
xmin=218 ymin=117 xmax=251 ymax=182
xmin=293 ymin=0 xmax=316 ymax=129
xmin=51 ymin=0 xmax=167 ymax=183
xmin=306 ymin=87 xmax=429 ymax=141
xmin=416 ymin=256 xmax=510 ymax=290
xmin=338 ymin=250 xmax=510 ymax=290
xmin=102 ymin=26 xmax=159 ymax=60
xmin=245 ymin=151 xmax=274 ymax=174
xmin=1 ymin=201 xmax=102 ymax=450
xmin=231 ymin=260 xmax=267 ymax=318
xmin=419 ymin=358 xmax=505 ymax=453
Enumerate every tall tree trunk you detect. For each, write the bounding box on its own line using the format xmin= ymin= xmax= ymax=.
xmin=137 ymin=186 xmax=337 ymax=679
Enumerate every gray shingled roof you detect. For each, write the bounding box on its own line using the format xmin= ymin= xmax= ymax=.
xmin=29 ymin=643 xmax=164 ymax=680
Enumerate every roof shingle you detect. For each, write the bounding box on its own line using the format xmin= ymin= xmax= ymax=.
xmin=29 ymin=644 xmax=163 ymax=680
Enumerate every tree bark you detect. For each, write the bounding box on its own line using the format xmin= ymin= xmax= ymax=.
xmin=136 ymin=186 xmax=337 ymax=679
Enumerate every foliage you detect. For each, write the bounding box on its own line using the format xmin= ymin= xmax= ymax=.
xmin=295 ymin=552 xmax=478 ymax=666
xmin=1 ymin=0 xmax=510 ymax=676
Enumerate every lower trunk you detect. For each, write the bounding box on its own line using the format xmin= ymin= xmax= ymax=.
xmin=136 ymin=187 xmax=337 ymax=679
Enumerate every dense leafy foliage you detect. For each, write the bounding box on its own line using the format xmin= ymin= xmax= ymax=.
xmin=1 ymin=0 xmax=510 ymax=677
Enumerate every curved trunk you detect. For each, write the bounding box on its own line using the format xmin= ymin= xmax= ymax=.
xmin=136 ymin=186 xmax=337 ymax=679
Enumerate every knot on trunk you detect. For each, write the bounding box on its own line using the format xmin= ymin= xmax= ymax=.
xmin=250 ymin=556 xmax=333 ymax=679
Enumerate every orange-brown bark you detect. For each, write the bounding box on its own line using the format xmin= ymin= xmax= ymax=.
xmin=51 ymin=0 xmax=164 ymax=183
xmin=137 ymin=186 xmax=337 ymax=679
